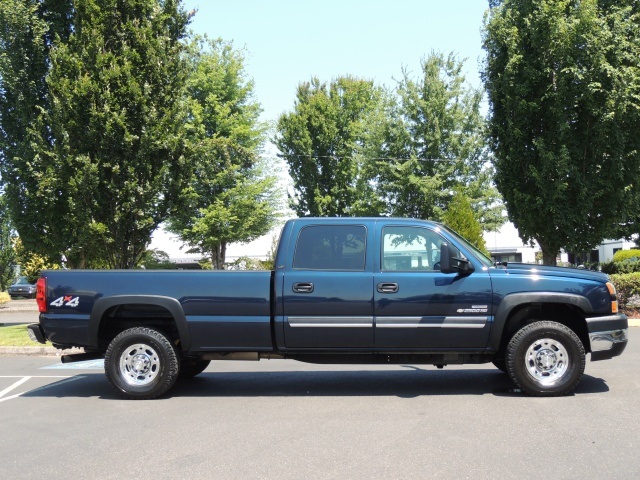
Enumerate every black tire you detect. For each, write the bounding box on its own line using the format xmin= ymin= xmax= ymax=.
xmin=506 ymin=321 xmax=585 ymax=396
xmin=492 ymin=358 xmax=507 ymax=373
xmin=105 ymin=327 xmax=179 ymax=400
xmin=179 ymin=358 xmax=211 ymax=379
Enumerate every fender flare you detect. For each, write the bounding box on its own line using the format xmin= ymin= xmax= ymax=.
xmin=490 ymin=292 xmax=592 ymax=350
xmin=88 ymin=295 xmax=191 ymax=351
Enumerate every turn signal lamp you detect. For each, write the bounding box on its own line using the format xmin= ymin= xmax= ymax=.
xmin=36 ymin=277 xmax=47 ymax=313
xmin=606 ymin=282 xmax=618 ymax=314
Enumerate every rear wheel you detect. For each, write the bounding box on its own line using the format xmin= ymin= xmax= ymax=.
xmin=506 ymin=321 xmax=585 ymax=396
xmin=105 ymin=327 xmax=179 ymax=400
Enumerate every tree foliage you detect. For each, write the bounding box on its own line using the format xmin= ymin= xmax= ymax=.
xmin=0 ymin=193 xmax=17 ymax=290
xmin=441 ymin=189 xmax=490 ymax=257
xmin=275 ymin=76 xmax=385 ymax=217
xmin=483 ymin=0 xmax=640 ymax=264
xmin=1 ymin=0 xmax=191 ymax=268
xmin=275 ymin=58 xmax=503 ymax=231
xmin=167 ymin=37 xmax=281 ymax=269
xmin=0 ymin=0 xmax=73 ymax=262
xmin=372 ymin=53 xmax=502 ymax=229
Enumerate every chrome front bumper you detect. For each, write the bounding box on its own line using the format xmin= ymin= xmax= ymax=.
xmin=586 ymin=314 xmax=628 ymax=361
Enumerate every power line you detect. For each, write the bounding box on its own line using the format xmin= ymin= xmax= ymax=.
xmin=276 ymin=153 xmax=458 ymax=162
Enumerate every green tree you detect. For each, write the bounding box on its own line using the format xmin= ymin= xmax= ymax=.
xmin=139 ymin=249 xmax=175 ymax=270
xmin=483 ymin=0 xmax=640 ymax=264
xmin=0 ymin=193 xmax=17 ymax=290
xmin=0 ymin=0 xmax=73 ymax=263
xmin=167 ymin=37 xmax=281 ymax=269
xmin=275 ymin=76 xmax=386 ymax=217
xmin=1 ymin=0 xmax=191 ymax=268
xmin=372 ymin=53 xmax=502 ymax=229
xmin=442 ymin=189 xmax=490 ymax=257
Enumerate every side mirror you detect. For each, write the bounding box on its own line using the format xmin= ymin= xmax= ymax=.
xmin=440 ymin=243 xmax=474 ymax=275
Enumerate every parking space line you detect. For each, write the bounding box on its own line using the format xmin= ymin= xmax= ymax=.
xmin=0 ymin=376 xmax=31 ymax=399
xmin=0 ymin=392 xmax=27 ymax=403
xmin=0 ymin=376 xmax=84 ymax=403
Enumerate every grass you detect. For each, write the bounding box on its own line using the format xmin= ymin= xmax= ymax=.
xmin=0 ymin=324 xmax=51 ymax=347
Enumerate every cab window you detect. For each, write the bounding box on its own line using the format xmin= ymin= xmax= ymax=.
xmin=382 ymin=226 xmax=455 ymax=271
xmin=293 ymin=225 xmax=366 ymax=271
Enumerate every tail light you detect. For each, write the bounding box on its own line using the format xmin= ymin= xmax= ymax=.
xmin=36 ymin=277 xmax=47 ymax=313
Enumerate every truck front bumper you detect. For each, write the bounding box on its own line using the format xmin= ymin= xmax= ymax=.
xmin=586 ymin=314 xmax=628 ymax=361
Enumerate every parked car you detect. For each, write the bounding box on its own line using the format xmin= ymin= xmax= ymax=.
xmin=8 ymin=276 xmax=36 ymax=299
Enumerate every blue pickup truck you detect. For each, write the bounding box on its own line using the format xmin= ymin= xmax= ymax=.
xmin=28 ymin=217 xmax=628 ymax=399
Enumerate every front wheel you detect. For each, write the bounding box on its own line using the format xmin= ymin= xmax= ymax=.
xmin=105 ymin=327 xmax=179 ymax=400
xmin=506 ymin=321 xmax=585 ymax=396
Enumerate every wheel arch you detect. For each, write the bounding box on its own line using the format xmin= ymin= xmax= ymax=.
xmin=88 ymin=295 xmax=191 ymax=352
xmin=491 ymin=293 xmax=591 ymax=355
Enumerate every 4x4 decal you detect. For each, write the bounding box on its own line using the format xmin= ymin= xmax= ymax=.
xmin=50 ymin=296 xmax=80 ymax=308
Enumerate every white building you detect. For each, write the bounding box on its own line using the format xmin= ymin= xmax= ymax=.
xmin=483 ymin=222 xmax=637 ymax=265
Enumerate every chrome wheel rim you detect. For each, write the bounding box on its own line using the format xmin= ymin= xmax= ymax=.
xmin=525 ymin=338 xmax=569 ymax=386
xmin=119 ymin=343 xmax=161 ymax=386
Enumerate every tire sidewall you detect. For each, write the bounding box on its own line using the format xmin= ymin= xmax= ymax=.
xmin=507 ymin=321 xmax=585 ymax=396
xmin=105 ymin=327 xmax=179 ymax=399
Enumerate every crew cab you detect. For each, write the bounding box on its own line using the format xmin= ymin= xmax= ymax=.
xmin=28 ymin=217 xmax=628 ymax=399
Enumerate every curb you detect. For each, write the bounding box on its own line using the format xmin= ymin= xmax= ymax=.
xmin=0 ymin=346 xmax=85 ymax=357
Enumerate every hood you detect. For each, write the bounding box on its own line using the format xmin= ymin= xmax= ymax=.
xmin=500 ymin=263 xmax=610 ymax=283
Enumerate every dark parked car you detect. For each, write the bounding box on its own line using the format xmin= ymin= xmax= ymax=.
xmin=8 ymin=276 xmax=36 ymax=299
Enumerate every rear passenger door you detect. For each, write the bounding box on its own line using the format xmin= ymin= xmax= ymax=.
xmin=282 ymin=224 xmax=374 ymax=349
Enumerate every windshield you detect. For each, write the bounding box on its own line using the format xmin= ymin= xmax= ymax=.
xmin=440 ymin=225 xmax=494 ymax=268
xmin=13 ymin=276 xmax=30 ymax=285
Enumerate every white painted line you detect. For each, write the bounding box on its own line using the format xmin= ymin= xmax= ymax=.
xmin=0 ymin=376 xmax=85 ymax=403
xmin=0 ymin=392 xmax=27 ymax=403
xmin=0 ymin=376 xmax=31 ymax=398
xmin=0 ymin=376 xmax=72 ymax=378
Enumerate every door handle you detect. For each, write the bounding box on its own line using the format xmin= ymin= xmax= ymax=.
xmin=292 ymin=282 xmax=314 ymax=293
xmin=377 ymin=282 xmax=399 ymax=294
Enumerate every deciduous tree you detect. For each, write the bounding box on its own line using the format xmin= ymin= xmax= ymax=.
xmin=373 ymin=53 xmax=502 ymax=229
xmin=167 ymin=38 xmax=281 ymax=269
xmin=483 ymin=0 xmax=640 ymax=264
xmin=275 ymin=76 xmax=386 ymax=217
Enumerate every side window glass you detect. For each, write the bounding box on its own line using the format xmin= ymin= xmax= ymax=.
xmin=382 ymin=226 xmax=453 ymax=272
xmin=293 ymin=225 xmax=366 ymax=271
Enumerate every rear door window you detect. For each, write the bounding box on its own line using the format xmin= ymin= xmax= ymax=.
xmin=293 ymin=225 xmax=366 ymax=271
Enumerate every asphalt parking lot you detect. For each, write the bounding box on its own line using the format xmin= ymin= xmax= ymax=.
xmin=1 ymin=329 xmax=639 ymax=479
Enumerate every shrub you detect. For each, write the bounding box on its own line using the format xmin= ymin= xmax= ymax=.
xmin=0 ymin=291 xmax=10 ymax=304
xmin=612 ymin=249 xmax=640 ymax=263
xmin=599 ymin=260 xmax=640 ymax=275
xmin=609 ymin=273 xmax=640 ymax=309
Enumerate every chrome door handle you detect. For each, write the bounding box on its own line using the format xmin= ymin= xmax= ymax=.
xmin=292 ymin=282 xmax=314 ymax=293
xmin=377 ymin=282 xmax=399 ymax=294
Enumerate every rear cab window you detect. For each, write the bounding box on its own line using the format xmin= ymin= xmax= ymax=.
xmin=293 ymin=225 xmax=367 ymax=271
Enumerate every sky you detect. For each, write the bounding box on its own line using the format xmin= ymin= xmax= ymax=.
xmin=150 ymin=0 xmax=491 ymax=259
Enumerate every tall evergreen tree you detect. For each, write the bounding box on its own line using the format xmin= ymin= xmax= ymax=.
xmin=0 ymin=192 xmax=17 ymax=290
xmin=442 ymin=189 xmax=490 ymax=257
xmin=483 ymin=0 xmax=640 ymax=264
xmin=0 ymin=0 xmax=73 ymax=262
xmin=12 ymin=0 xmax=192 ymax=268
